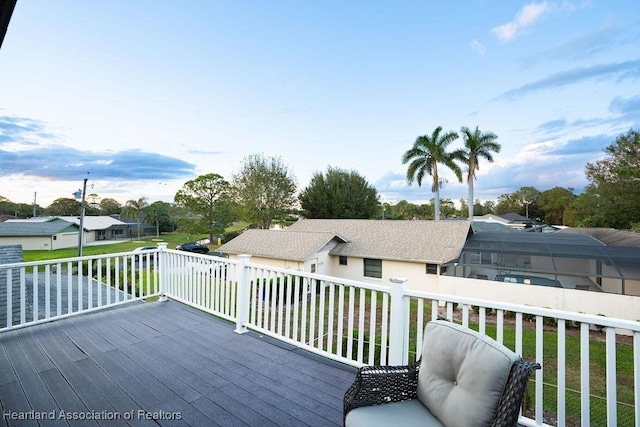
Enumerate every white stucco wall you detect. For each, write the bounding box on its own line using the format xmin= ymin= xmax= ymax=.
xmin=0 ymin=232 xmax=83 ymax=251
xmin=227 ymin=254 xmax=305 ymax=271
xmin=430 ymin=276 xmax=640 ymax=323
xmin=0 ymin=236 xmax=50 ymax=250
xmin=325 ymin=256 xmax=441 ymax=289
xmin=56 ymin=232 xmax=79 ymax=250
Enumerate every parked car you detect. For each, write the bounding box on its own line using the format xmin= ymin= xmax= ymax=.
xmin=176 ymin=242 xmax=210 ymax=254
xmin=133 ymin=246 xmax=158 ymax=252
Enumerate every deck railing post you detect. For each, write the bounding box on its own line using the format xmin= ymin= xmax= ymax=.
xmin=235 ymin=254 xmax=251 ymax=334
xmin=158 ymin=243 xmax=168 ymax=301
xmin=388 ymin=277 xmax=408 ymax=365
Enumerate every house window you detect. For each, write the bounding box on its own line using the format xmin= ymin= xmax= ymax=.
xmin=339 ymin=256 xmax=348 ymax=266
xmin=364 ymin=258 xmax=382 ymax=278
xmin=310 ymin=264 xmax=316 ymax=273
xmin=426 ymin=263 xmax=438 ymax=275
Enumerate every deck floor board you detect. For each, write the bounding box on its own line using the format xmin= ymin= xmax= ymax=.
xmin=0 ymin=300 xmax=357 ymax=426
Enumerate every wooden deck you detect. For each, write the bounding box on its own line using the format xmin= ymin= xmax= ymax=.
xmin=0 ymin=300 xmax=357 ymax=426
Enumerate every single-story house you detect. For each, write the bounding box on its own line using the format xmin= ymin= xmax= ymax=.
xmin=216 ymin=229 xmax=349 ymax=275
xmin=1 ymin=216 xmax=142 ymax=250
xmin=54 ymin=216 xmax=130 ymax=242
xmin=218 ymin=219 xmax=472 ymax=289
xmin=0 ymin=218 xmax=80 ymax=250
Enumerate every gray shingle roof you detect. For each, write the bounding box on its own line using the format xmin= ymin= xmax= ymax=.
xmin=288 ymin=219 xmax=471 ymax=264
xmin=559 ymin=227 xmax=640 ymax=247
xmin=218 ymin=229 xmax=348 ymax=262
xmin=0 ymin=219 xmax=78 ymax=236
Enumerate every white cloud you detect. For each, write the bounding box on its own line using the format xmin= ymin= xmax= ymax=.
xmin=492 ymin=1 xmax=551 ymax=41
xmin=470 ymin=39 xmax=486 ymax=56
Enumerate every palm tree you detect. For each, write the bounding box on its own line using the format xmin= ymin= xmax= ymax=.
xmin=402 ymin=126 xmax=464 ymax=220
xmin=122 ymin=197 xmax=149 ymax=239
xmin=460 ymin=126 xmax=501 ymax=221
xmin=144 ymin=201 xmax=170 ymax=239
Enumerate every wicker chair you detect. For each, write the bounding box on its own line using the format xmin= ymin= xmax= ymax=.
xmin=344 ymin=320 xmax=540 ymax=427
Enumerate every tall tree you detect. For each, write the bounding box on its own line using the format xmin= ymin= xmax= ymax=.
xmin=232 ymin=154 xmax=297 ymax=229
xmin=495 ymin=192 xmax=521 ymax=215
xmin=440 ymin=199 xmax=457 ymax=219
xmin=539 ymin=187 xmax=575 ymax=225
xmin=458 ymin=198 xmax=468 ymax=217
xmin=174 ymin=174 xmax=234 ymax=243
xmin=47 ymin=198 xmax=81 ymax=216
xmin=514 ymin=186 xmax=541 ymax=219
xmin=0 ymin=195 xmax=9 ymax=215
xmin=87 ymin=193 xmax=99 ymax=205
xmin=299 ymin=167 xmax=379 ymax=219
xmin=144 ymin=201 xmax=172 ymax=239
xmin=99 ymin=198 xmax=121 ymax=216
xmin=392 ymin=200 xmax=418 ymax=220
xmin=460 ymin=126 xmax=501 ymax=220
xmin=122 ymin=197 xmax=149 ymax=239
xmin=482 ymin=200 xmax=496 ymax=215
xmin=583 ymin=129 xmax=640 ymax=229
xmin=402 ymin=126 xmax=464 ymax=220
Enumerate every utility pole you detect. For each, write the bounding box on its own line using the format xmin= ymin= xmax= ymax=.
xmin=32 ymin=192 xmax=36 ymax=217
xmin=77 ymin=177 xmax=88 ymax=257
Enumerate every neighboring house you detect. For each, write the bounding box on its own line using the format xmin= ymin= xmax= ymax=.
xmin=218 ymin=219 xmax=472 ymax=289
xmin=474 ymin=213 xmax=533 ymax=230
xmin=0 ymin=218 xmax=80 ymax=250
xmin=471 ymin=221 xmax=515 ymax=233
xmin=458 ymin=231 xmax=640 ymax=296
xmin=473 ymin=214 xmax=511 ymax=226
xmin=1 ymin=216 xmax=140 ymax=250
xmin=54 ymin=215 xmax=130 ymax=242
xmin=522 ymin=224 xmax=562 ymax=233
xmin=216 ymin=229 xmax=348 ymax=275
xmin=500 ymin=212 xmax=533 ymax=229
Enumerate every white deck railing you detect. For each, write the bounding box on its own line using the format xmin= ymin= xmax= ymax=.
xmin=228 ymin=255 xmax=639 ymax=427
xmin=0 ymin=249 xmax=160 ymax=331
xmin=2 ymin=247 xmax=638 ymax=426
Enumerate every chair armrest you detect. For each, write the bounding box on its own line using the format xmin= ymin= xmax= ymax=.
xmin=343 ymin=362 xmax=420 ymax=421
xmin=490 ymin=359 xmax=541 ymax=427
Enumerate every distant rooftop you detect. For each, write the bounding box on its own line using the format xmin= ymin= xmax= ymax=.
xmin=559 ymin=227 xmax=640 ymax=247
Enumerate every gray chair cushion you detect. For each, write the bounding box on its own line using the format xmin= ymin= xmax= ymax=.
xmin=345 ymin=399 xmax=444 ymax=427
xmin=416 ymin=320 xmax=519 ymax=427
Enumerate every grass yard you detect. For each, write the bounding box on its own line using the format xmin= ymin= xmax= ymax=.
xmin=22 ymin=232 xmax=210 ymax=262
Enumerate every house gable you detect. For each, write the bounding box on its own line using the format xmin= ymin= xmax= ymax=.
xmin=218 ymin=229 xmax=347 ymax=262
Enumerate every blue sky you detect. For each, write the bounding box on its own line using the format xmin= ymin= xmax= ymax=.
xmin=1 ymin=1 xmax=638 ymax=208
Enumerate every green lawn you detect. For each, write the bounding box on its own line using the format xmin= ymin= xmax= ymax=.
xmin=22 ymin=232 xmax=210 ymax=262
